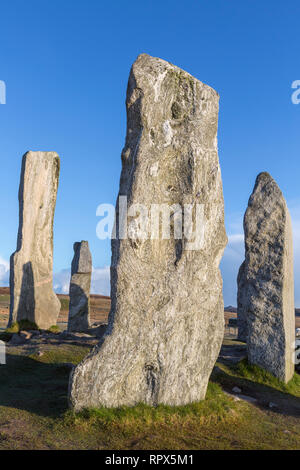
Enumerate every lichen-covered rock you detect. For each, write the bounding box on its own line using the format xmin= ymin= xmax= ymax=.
xmin=69 ymin=53 xmax=227 ymax=410
xmin=9 ymin=151 xmax=61 ymax=330
xmin=238 ymin=172 xmax=295 ymax=382
xmin=68 ymin=241 xmax=92 ymax=332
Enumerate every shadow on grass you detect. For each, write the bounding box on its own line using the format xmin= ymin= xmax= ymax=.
xmin=0 ymin=353 xmax=72 ymax=418
xmin=0 ymin=351 xmax=235 ymax=426
xmin=1 ymin=347 xmax=300 ymax=423
xmin=211 ymin=361 xmax=300 ymax=418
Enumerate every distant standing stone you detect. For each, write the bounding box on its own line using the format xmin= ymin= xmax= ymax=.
xmin=237 ymin=172 xmax=295 ymax=383
xmin=69 ymin=53 xmax=227 ymax=410
xmin=237 ymin=261 xmax=247 ymax=342
xmin=67 ymin=241 xmax=92 ymax=332
xmin=9 ymin=151 xmax=61 ymax=330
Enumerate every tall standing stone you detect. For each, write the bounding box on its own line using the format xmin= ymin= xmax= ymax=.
xmin=69 ymin=53 xmax=227 ymax=410
xmin=237 ymin=172 xmax=295 ymax=382
xmin=68 ymin=241 xmax=92 ymax=332
xmin=9 ymin=151 xmax=61 ymax=330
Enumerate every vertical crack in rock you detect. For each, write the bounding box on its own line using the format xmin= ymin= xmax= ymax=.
xmin=68 ymin=241 xmax=92 ymax=332
xmin=144 ymin=363 xmax=160 ymax=405
xmin=9 ymin=151 xmax=60 ymax=330
xmin=69 ymin=53 xmax=227 ymax=410
xmin=237 ymin=172 xmax=295 ymax=382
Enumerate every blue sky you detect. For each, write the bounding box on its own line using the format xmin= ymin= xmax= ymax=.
xmin=0 ymin=0 xmax=299 ymax=304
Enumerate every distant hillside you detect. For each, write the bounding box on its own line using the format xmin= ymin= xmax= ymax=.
xmin=224 ymin=306 xmax=237 ymax=313
xmin=0 ymin=288 xmax=299 ymax=314
xmin=0 ymin=286 xmax=110 ymax=300
xmin=226 ymin=305 xmax=300 ymax=316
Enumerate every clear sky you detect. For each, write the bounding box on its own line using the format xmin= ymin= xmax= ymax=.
xmin=0 ymin=0 xmax=299 ymax=304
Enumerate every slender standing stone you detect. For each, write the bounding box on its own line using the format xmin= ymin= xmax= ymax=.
xmin=69 ymin=53 xmax=227 ymax=410
xmin=68 ymin=241 xmax=92 ymax=332
xmin=9 ymin=151 xmax=61 ymax=330
xmin=237 ymin=261 xmax=247 ymax=342
xmin=237 ymin=172 xmax=295 ymax=382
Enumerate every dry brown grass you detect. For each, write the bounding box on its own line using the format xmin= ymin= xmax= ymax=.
xmin=0 ymin=291 xmax=111 ymax=330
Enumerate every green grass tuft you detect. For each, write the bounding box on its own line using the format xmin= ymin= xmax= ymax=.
xmin=64 ymin=382 xmax=235 ymax=431
xmin=5 ymin=320 xmax=40 ymax=333
xmin=5 ymin=322 xmax=19 ymax=333
xmin=47 ymin=325 xmax=61 ymax=334
xmin=236 ymin=359 xmax=300 ymax=396
xmin=30 ymin=346 xmax=87 ymax=365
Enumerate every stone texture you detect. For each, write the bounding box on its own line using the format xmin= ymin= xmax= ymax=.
xmin=9 ymin=151 xmax=61 ymax=330
xmin=69 ymin=53 xmax=227 ymax=410
xmin=237 ymin=172 xmax=295 ymax=383
xmin=68 ymin=241 xmax=92 ymax=332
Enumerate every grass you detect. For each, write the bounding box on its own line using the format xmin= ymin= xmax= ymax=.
xmin=5 ymin=320 xmax=39 ymax=334
xmin=71 ymin=382 xmax=232 ymax=426
xmin=59 ymin=298 xmax=69 ymax=311
xmin=0 ymin=294 xmax=69 ymax=311
xmin=0 ymin=294 xmax=10 ymax=303
xmin=47 ymin=325 xmax=61 ymax=334
xmin=30 ymin=347 xmax=88 ymax=365
xmin=0 ymin=341 xmax=299 ymax=450
xmin=5 ymin=322 xmax=19 ymax=334
xmin=0 ymin=319 xmax=40 ymax=341
xmin=236 ymin=359 xmax=300 ymax=396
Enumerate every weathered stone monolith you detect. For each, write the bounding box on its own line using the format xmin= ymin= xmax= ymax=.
xmin=68 ymin=241 xmax=92 ymax=332
xmin=237 ymin=172 xmax=295 ymax=382
xmin=69 ymin=53 xmax=227 ymax=410
xmin=9 ymin=151 xmax=61 ymax=330
xmin=237 ymin=261 xmax=247 ymax=342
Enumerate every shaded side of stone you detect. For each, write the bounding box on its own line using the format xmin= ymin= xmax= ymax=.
xmin=68 ymin=241 xmax=92 ymax=332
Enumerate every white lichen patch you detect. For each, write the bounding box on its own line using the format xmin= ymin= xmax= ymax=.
xmin=153 ymin=69 xmax=168 ymax=102
xmin=162 ymin=120 xmax=173 ymax=147
xmin=150 ymin=161 xmax=159 ymax=177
